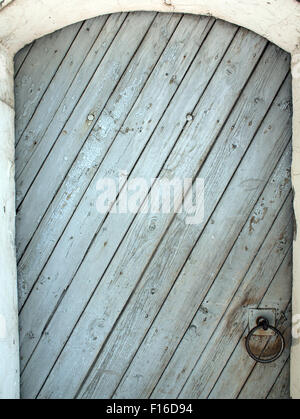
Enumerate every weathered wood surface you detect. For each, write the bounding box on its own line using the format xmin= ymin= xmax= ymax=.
xmin=267 ymin=359 xmax=290 ymax=399
xmin=14 ymin=12 xmax=292 ymax=399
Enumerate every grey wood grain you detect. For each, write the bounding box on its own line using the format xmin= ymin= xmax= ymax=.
xmin=14 ymin=22 xmax=82 ymax=144
xmin=178 ymin=198 xmax=293 ymax=399
xmin=15 ymin=13 xmax=292 ymax=399
xmin=209 ymin=251 xmax=292 ymax=399
xmin=20 ymin=13 xmax=219 ymax=398
xmin=38 ymin=32 xmax=284 ymax=399
xmin=267 ymin=358 xmax=290 ymax=399
xmin=79 ymin=48 xmax=291 ymax=400
xmin=15 ymin=14 xmax=122 ymax=205
xmin=112 ymin=79 xmax=292 ymax=399
xmin=152 ymin=145 xmax=292 ymax=399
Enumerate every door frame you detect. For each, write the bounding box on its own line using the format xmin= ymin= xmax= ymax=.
xmin=0 ymin=0 xmax=299 ymax=399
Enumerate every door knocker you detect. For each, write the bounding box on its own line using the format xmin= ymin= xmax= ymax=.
xmin=245 ymin=317 xmax=285 ymax=364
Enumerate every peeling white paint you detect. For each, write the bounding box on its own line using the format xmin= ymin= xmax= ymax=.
xmin=0 ymin=314 xmax=7 ymax=339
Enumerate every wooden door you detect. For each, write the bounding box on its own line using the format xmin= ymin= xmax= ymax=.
xmin=15 ymin=12 xmax=292 ymax=399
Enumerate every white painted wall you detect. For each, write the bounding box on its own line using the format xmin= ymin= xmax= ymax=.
xmin=0 ymin=45 xmax=19 ymax=399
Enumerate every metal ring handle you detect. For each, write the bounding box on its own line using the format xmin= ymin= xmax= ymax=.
xmin=245 ymin=317 xmax=285 ymax=364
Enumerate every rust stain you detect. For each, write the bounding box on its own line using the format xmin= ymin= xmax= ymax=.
xmin=248 ymin=334 xmax=284 ymax=358
xmin=249 ymin=207 xmax=268 ymax=234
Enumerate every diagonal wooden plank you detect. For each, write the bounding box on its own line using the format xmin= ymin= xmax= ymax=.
xmin=35 ymin=33 xmax=284 ymax=400
xmin=14 ymin=43 xmax=33 ymax=78
xmin=23 ymin=22 xmax=258 ymax=399
xmin=14 ymin=21 xmax=82 ymax=144
xmin=17 ymin=11 xmax=183 ymax=308
xmin=237 ymin=304 xmax=291 ymax=399
xmin=15 ymin=14 xmax=111 ymax=184
xmin=15 ymin=13 xmax=126 ymax=206
xmin=236 ymin=266 xmax=291 ymax=399
xmin=77 ymin=48 xmax=291 ymax=400
xmin=15 ymin=11 xmax=157 ymax=260
xmin=17 ymin=12 xmax=210 ymax=312
xmin=267 ymin=358 xmax=290 ymax=399
xmin=177 ymin=197 xmax=293 ymax=399
xmin=15 ymin=14 xmax=293 ymax=401
xmin=109 ymin=77 xmax=292 ymax=399
xmin=20 ymin=14 xmax=220 ymax=398
xmin=151 ymin=144 xmax=292 ymax=399
xmin=208 ymin=249 xmax=292 ymax=399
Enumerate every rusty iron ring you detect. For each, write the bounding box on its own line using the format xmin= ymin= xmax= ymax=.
xmin=245 ymin=317 xmax=285 ymax=364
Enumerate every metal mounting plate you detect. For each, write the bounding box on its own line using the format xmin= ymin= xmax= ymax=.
xmin=248 ymin=308 xmax=276 ymax=336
